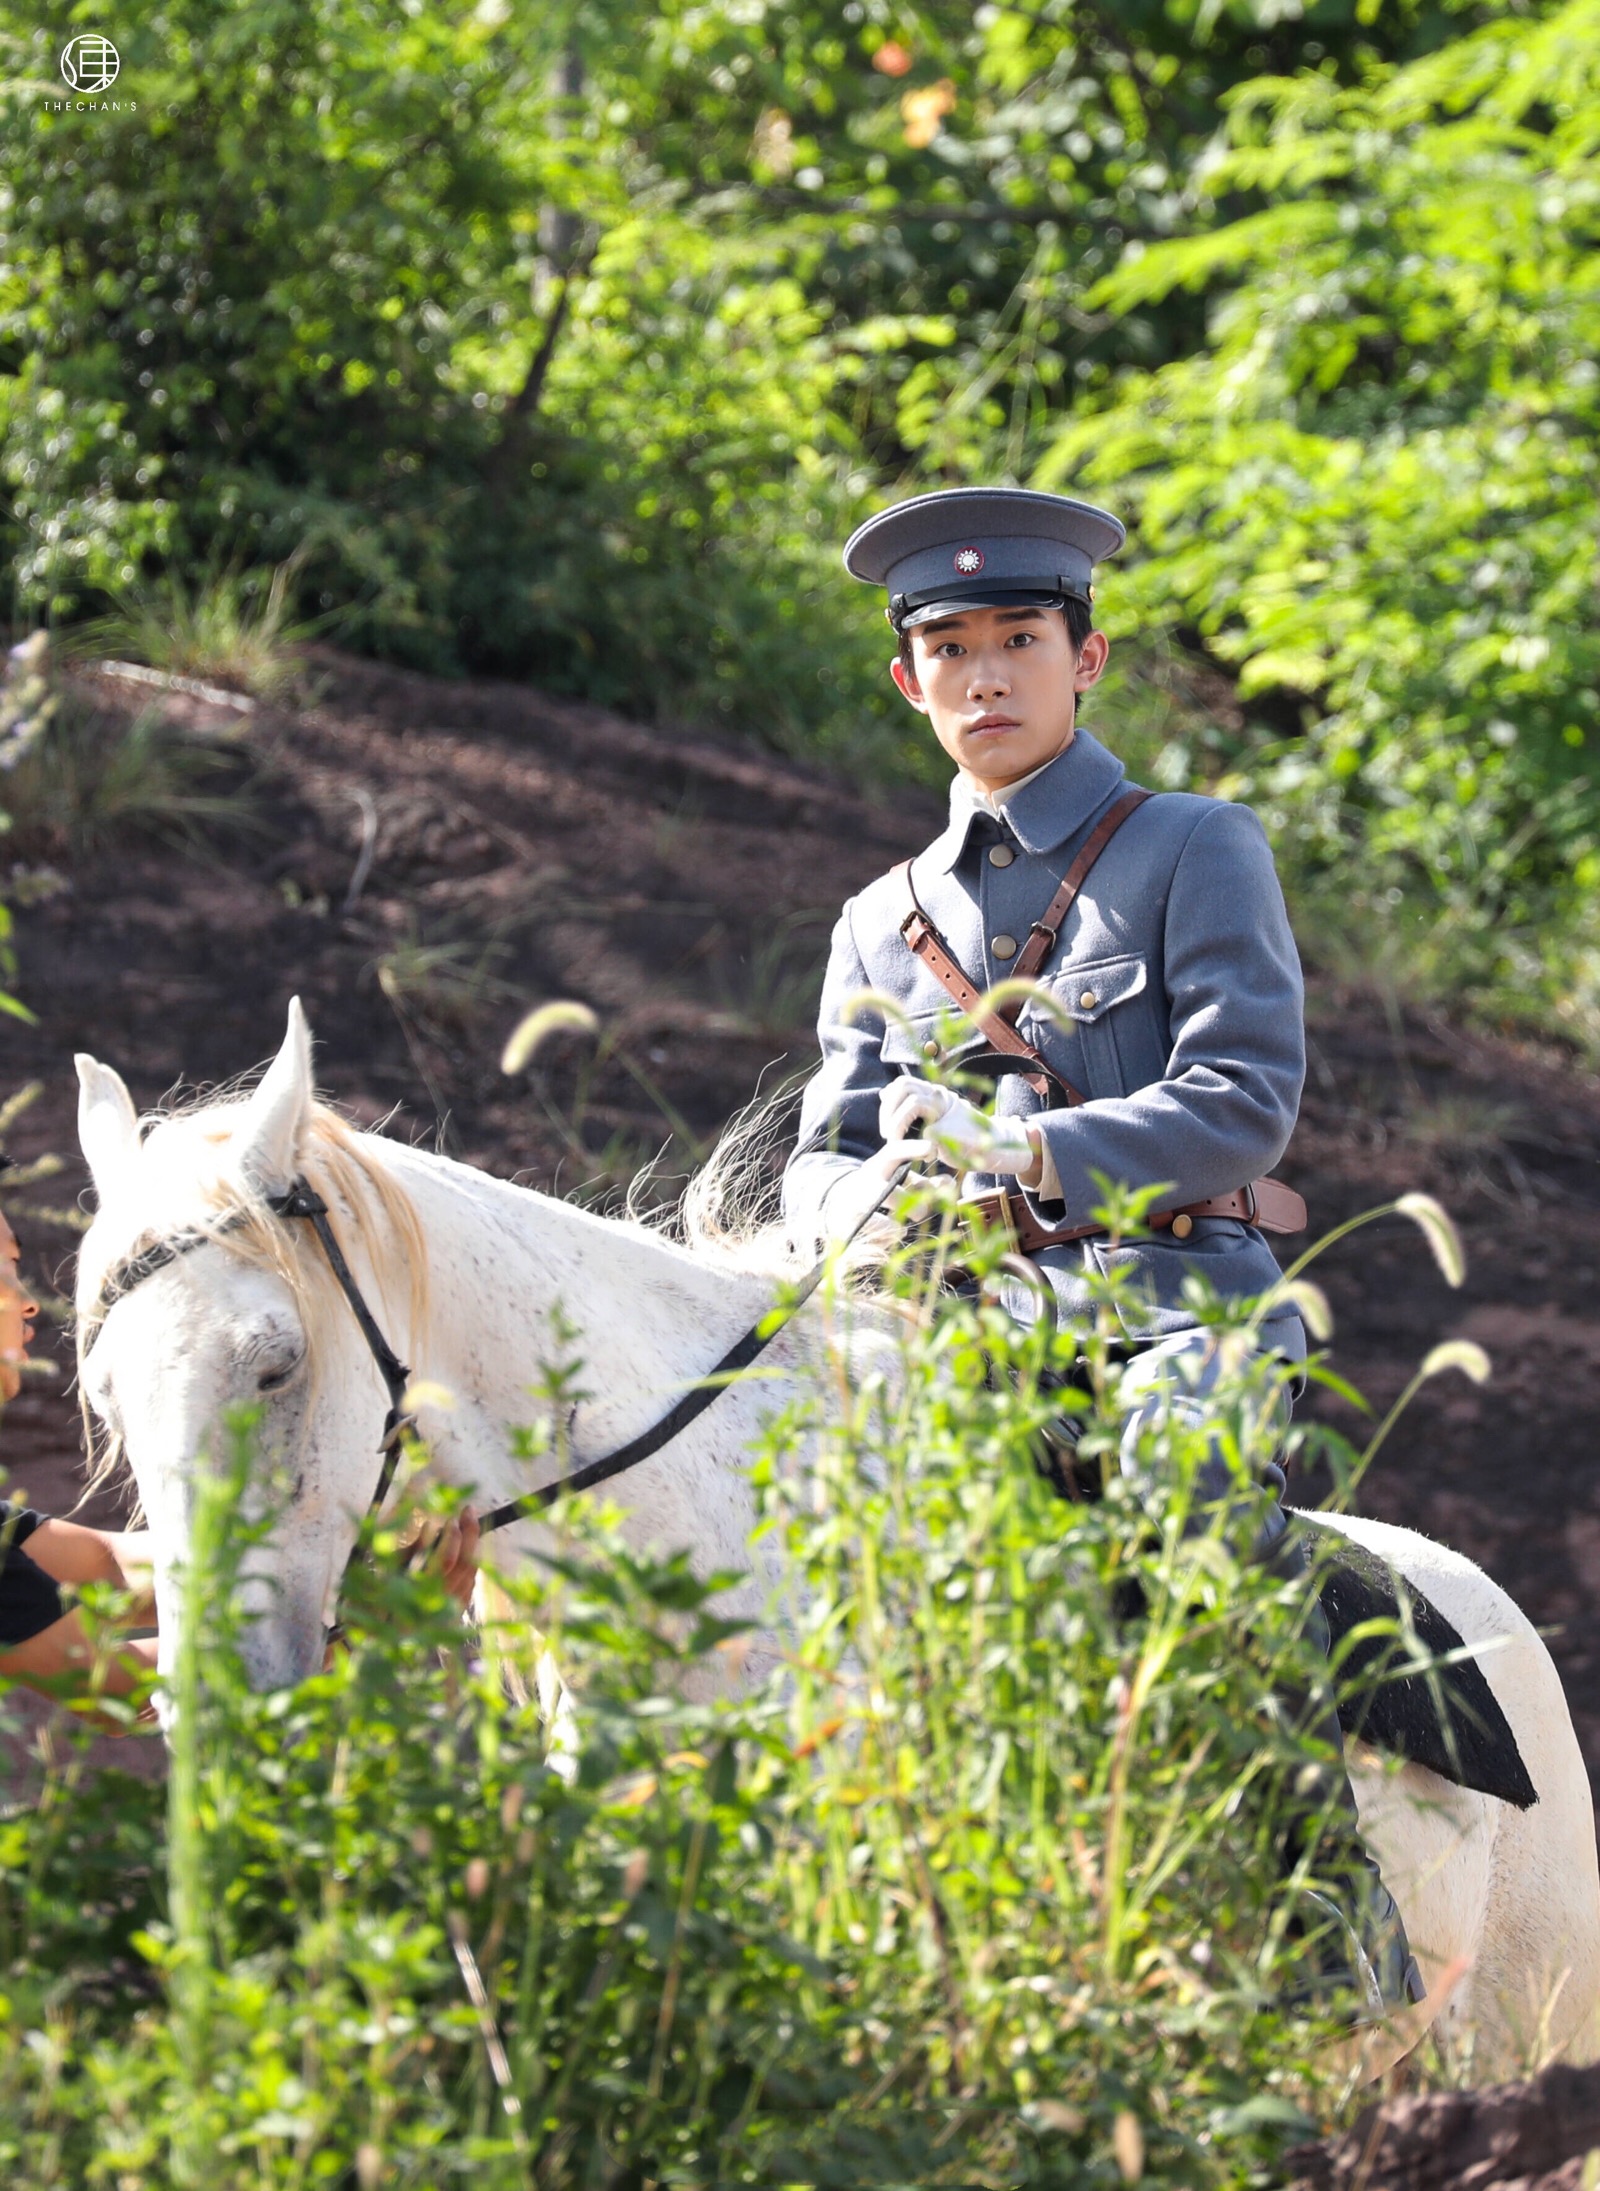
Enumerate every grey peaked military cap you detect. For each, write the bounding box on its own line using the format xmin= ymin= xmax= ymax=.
xmin=843 ymin=486 xmax=1126 ymax=630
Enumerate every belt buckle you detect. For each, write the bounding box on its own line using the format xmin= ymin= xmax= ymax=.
xmin=1242 ymin=1180 xmax=1258 ymax=1225
xmin=965 ymin=1184 xmax=1016 ymax=1246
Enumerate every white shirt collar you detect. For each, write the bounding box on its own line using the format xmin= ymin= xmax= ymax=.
xmin=955 ymin=752 xmax=1060 ymax=822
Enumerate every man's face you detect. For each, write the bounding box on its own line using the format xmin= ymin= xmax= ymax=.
xmin=890 ymin=604 xmax=1109 ymax=792
xmin=0 ymin=1214 xmax=37 ymax=1405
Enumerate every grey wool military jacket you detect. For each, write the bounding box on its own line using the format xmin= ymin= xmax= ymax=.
xmin=782 ymin=727 xmax=1307 ymax=1342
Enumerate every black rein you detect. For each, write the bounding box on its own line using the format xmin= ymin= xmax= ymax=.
xmin=83 ymin=1171 xmax=846 ymax=1544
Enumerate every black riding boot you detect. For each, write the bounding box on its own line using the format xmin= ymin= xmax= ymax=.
xmin=1276 ymin=1584 xmax=1427 ymax=2017
xmin=1036 ymin=1351 xmax=1425 ymax=2018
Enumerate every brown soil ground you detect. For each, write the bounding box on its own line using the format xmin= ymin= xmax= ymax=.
xmin=5 ymin=645 xmax=1600 ymax=1801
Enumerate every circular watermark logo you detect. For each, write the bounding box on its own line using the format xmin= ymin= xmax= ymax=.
xmin=60 ymin=35 xmax=120 ymax=95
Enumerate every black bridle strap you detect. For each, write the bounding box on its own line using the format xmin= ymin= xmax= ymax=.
xmin=82 ymin=1159 xmax=909 ymax=1547
xmin=476 ymin=1158 xmax=911 ymax=1532
xmin=86 ymin=1210 xmax=254 ymax=1339
xmin=264 ymin=1182 xmax=413 ymax=1485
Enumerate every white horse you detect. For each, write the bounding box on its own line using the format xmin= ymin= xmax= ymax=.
xmin=71 ymin=1000 xmax=1600 ymax=2078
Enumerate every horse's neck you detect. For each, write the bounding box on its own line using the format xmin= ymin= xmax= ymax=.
xmin=372 ymin=1140 xmax=780 ymax=1508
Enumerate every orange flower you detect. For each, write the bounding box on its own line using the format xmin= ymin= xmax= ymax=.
xmin=871 ymin=41 xmax=913 ymax=78
xmin=791 ymin=1714 xmax=846 ymax=1758
xmin=901 ymin=78 xmax=957 ymax=149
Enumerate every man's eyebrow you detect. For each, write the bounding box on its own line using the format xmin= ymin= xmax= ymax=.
xmin=916 ymin=605 xmax=1054 ymax=640
xmin=919 ymin=607 xmax=1052 ymax=636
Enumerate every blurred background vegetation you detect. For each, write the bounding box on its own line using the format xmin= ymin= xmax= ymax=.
xmin=2 ymin=0 xmax=1597 ymax=1044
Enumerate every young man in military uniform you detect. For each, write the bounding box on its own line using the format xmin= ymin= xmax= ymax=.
xmin=782 ymin=486 xmax=1425 ymax=2016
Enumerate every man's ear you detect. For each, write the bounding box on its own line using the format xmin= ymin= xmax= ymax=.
xmin=890 ymin=655 xmax=929 ymax=712
xmin=1072 ymin=630 xmax=1110 ymax=691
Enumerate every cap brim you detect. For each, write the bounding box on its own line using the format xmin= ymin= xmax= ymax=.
xmin=897 ymin=588 xmax=1071 ymax=631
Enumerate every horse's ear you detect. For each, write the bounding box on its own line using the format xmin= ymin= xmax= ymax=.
xmin=75 ymin=1055 xmax=142 ymax=1203
xmin=232 ymin=997 xmax=315 ymax=1198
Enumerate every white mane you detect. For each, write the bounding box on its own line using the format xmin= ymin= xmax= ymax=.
xmin=75 ymin=1097 xmax=429 ymax=1504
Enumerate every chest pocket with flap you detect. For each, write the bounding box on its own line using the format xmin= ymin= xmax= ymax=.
xmin=880 ymin=1009 xmax=991 ymax=1074
xmin=1019 ymin=952 xmax=1160 ymax=1100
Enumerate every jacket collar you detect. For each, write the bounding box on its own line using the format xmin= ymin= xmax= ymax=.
xmin=925 ymin=728 xmax=1128 ymax=872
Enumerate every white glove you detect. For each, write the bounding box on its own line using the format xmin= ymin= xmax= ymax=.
xmin=877 ymin=1075 xmax=1038 ymax=1177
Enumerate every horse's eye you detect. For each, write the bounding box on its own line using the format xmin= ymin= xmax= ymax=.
xmin=257 ymin=1354 xmax=304 ymax=1394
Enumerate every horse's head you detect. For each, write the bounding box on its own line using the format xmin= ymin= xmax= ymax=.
xmin=74 ymin=999 xmax=421 ymax=1694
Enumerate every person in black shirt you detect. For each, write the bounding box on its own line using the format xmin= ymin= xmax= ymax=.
xmin=0 ymin=1508 xmax=160 ymax=1707
xmin=0 ymin=1505 xmax=483 ymax=1714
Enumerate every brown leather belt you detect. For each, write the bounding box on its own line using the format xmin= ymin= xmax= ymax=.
xmin=965 ymin=1175 xmax=1308 ymax=1255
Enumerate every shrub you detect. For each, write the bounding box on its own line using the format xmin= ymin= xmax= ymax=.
xmin=66 ymin=554 xmax=331 ymax=704
xmin=0 ymin=1213 xmax=1410 ymax=2186
xmin=1041 ymin=0 xmax=1600 ymax=1046
xmin=0 ymin=686 xmax=259 ymax=863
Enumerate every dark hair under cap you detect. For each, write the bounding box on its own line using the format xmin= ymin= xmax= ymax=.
xmin=844 ymin=485 xmax=1125 ymax=632
xmin=895 ymin=594 xmax=1094 ymax=678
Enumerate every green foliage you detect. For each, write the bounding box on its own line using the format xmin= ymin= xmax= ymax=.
xmin=0 ymin=1 xmax=1472 ymax=765
xmin=1040 ymin=0 xmax=1600 ymax=1041
xmin=0 ymin=1221 xmax=1438 ymax=2185
xmin=10 ymin=0 xmax=1598 ymax=1023
xmin=0 ymin=688 xmax=257 ymax=861
xmin=69 ymin=551 xmax=330 ymax=701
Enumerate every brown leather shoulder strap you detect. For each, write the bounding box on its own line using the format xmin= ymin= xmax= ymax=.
xmin=1010 ymin=785 xmax=1151 ymax=988
xmin=894 ymin=862 xmax=1084 ymax=1105
xmin=888 ymin=783 xmax=1155 ymax=1107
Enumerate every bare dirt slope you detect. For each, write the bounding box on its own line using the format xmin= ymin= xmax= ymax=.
xmin=5 ymin=644 xmax=1600 ymax=1797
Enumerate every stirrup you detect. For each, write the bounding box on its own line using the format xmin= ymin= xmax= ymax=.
xmin=1287 ymin=1889 xmax=1426 ymax=2021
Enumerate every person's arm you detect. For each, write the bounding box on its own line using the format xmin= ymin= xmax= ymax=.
xmin=0 ymin=1611 xmax=157 ymax=1696
xmin=0 ymin=1514 xmax=158 ymax=1722
xmin=781 ymin=899 xmax=905 ymax=1246
xmin=1024 ymin=801 xmax=1305 ymax=1224
xmin=23 ymin=1519 xmax=156 ymax=1622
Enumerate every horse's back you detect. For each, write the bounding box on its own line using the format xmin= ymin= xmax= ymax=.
xmin=1302 ymin=1507 xmax=1600 ymax=2070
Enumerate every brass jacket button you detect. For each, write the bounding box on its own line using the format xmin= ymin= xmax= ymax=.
xmin=987 ymin=843 xmax=1015 ymax=867
xmin=1170 ymin=1213 xmax=1194 ymax=1240
xmin=991 ymin=934 xmax=1017 ymax=960
xmin=1079 ymin=989 xmax=1098 ymax=1010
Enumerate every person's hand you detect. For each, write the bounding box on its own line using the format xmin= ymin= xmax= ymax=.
xmin=877 ymin=1076 xmax=1040 ymax=1179
xmin=401 ymin=1507 xmax=481 ymax=1607
xmin=435 ymin=1508 xmax=480 ymax=1607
